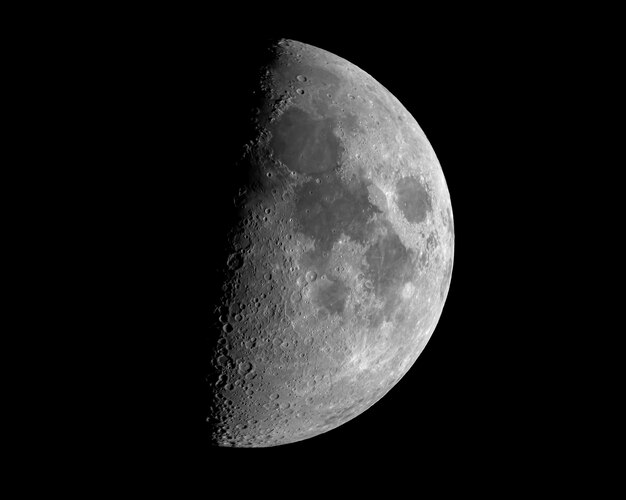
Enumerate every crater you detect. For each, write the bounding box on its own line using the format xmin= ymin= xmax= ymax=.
xmin=293 ymin=64 xmax=342 ymax=92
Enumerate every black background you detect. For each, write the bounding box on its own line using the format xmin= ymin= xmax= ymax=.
xmin=72 ymin=15 xmax=591 ymax=488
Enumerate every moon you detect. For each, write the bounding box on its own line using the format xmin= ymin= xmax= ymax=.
xmin=206 ymin=39 xmax=454 ymax=447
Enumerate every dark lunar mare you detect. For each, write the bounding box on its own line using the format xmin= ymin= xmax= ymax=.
xmin=267 ymin=105 xmax=414 ymax=322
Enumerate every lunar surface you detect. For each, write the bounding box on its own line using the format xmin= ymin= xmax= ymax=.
xmin=206 ymin=39 xmax=454 ymax=447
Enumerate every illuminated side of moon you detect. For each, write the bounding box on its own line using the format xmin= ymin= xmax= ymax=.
xmin=207 ymin=39 xmax=454 ymax=447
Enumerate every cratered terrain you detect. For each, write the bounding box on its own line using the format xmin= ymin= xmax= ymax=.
xmin=206 ymin=39 xmax=454 ymax=447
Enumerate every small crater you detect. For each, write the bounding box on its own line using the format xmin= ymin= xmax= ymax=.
xmin=238 ymin=362 xmax=253 ymax=374
xmin=226 ymin=253 xmax=244 ymax=271
xmin=316 ymin=308 xmax=329 ymax=321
